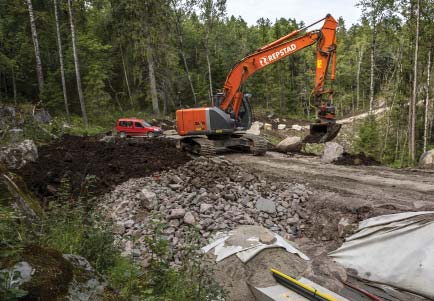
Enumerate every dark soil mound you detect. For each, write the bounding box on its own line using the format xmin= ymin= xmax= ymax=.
xmin=18 ymin=135 xmax=191 ymax=202
xmin=334 ymin=152 xmax=379 ymax=166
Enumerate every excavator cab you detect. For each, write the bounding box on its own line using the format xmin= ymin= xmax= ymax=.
xmin=213 ymin=93 xmax=252 ymax=130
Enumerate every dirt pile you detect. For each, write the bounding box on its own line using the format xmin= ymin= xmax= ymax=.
xmin=100 ymin=157 xmax=313 ymax=264
xmin=333 ymin=152 xmax=379 ymax=166
xmin=18 ymin=135 xmax=191 ymax=202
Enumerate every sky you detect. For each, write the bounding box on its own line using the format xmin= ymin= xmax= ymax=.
xmin=225 ymin=0 xmax=362 ymax=27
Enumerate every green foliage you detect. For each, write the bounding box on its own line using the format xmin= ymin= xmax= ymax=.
xmin=354 ymin=116 xmax=381 ymax=160
xmin=1 ymin=180 xmax=224 ymax=300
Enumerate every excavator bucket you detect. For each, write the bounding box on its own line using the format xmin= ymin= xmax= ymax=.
xmin=302 ymin=123 xmax=342 ymax=143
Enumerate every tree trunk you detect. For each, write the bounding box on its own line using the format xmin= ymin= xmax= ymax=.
xmin=356 ymin=46 xmax=364 ymax=111
xmin=146 ymin=38 xmax=159 ymax=114
xmin=26 ymin=0 xmax=44 ymax=97
xmin=423 ymin=50 xmax=431 ymax=153
xmin=410 ymin=0 xmax=420 ymax=161
xmin=12 ymin=67 xmax=17 ymax=105
xmin=54 ymin=0 xmax=70 ymax=118
xmin=205 ymin=32 xmax=213 ymax=105
xmin=120 ymin=45 xmax=133 ymax=108
xmin=174 ymin=13 xmax=197 ymax=105
xmin=67 ymin=0 xmax=88 ymax=128
xmin=369 ymin=27 xmax=376 ymax=113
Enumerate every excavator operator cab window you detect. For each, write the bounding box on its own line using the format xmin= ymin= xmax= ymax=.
xmin=213 ymin=93 xmax=225 ymax=107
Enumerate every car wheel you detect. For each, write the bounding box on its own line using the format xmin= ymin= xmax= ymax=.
xmin=147 ymin=132 xmax=155 ymax=138
xmin=119 ymin=132 xmax=126 ymax=138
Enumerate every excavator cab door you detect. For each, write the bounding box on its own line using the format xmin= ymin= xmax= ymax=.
xmin=214 ymin=93 xmax=252 ymax=130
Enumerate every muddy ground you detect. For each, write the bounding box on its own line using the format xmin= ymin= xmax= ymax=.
xmin=18 ymin=135 xmax=190 ymax=204
xmin=226 ymin=151 xmax=434 ymax=245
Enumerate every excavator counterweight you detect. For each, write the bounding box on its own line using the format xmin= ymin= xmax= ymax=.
xmin=176 ymin=14 xmax=340 ymax=155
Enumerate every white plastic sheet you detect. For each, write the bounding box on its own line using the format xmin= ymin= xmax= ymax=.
xmin=202 ymin=226 xmax=309 ymax=263
xmin=329 ymin=211 xmax=434 ymax=299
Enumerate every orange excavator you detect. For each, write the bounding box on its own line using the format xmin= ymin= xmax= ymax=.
xmin=176 ymin=14 xmax=341 ymax=156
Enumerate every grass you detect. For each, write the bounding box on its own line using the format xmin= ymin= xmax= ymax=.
xmin=0 ymin=174 xmax=224 ymax=300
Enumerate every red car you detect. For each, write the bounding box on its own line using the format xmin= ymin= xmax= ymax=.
xmin=116 ymin=118 xmax=162 ymax=138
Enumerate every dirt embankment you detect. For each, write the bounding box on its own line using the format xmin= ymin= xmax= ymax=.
xmin=18 ymin=135 xmax=191 ymax=204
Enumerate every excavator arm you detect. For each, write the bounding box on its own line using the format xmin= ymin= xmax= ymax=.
xmin=220 ymin=14 xmax=338 ymax=122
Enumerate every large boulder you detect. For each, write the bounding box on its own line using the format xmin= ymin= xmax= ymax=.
xmin=321 ymin=142 xmax=344 ymax=163
xmin=0 ymin=245 xmax=106 ymax=301
xmin=0 ymin=140 xmax=38 ymax=170
xmin=246 ymin=121 xmax=263 ymax=136
xmin=276 ymin=136 xmax=302 ymax=153
xmin=33 ymin=110 xmax=52 ymax=123
xmin=419 ymin=149 xmax=434 ymax=169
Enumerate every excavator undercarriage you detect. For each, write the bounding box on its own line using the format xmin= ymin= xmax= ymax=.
xmin=178 ymin=133 xmax=268 ymax=156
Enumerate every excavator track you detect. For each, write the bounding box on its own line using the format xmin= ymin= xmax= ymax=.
xmin=242 ymin=134 xmax=267 ymax=156
xmin=193 ymin=138 xmax=216 ymax=157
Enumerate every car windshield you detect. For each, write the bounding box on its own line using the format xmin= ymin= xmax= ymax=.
xmin=142 ymin=121 xmax=151 ymax=127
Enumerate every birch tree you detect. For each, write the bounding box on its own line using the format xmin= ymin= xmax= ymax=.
xmin=67 ymin=0 xmax=88 ymax=128
xmin=26 ymin=0 xmax=44 ymax=97
xmin=54 ymin=0 xmax=69 ymax=118
xmin=423 ymin=50 xmax=431 ymax=153
xmin=409 ymin=0 xmax=420 ymax=161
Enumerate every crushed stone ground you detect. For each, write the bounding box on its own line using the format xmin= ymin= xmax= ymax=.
xmin=100 ymin=157 xmax=313 ymax=264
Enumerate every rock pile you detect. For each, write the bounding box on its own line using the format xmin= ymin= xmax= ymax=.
xmin=100 ymin=157 xmax=313 ymax=263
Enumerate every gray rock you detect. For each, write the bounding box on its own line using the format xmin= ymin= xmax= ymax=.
xmin=277 ymin=124 xmax=286 ymax=130
xmin=113 ymin=223 xmax=126 ymax=235
xmin=337 ymin=217 xmax=355 ymax=238
xmin=259 ymin=231 xmax=276 ymax=244
xmin=169 ymin=184 xmax=182 ymax=190
xmin=0 ymin=261 xmax=33 ymax=287
xmin=245 ymin=121 xmax=262 ymax=136
xmin=99 ymin=136 xmax=115 ymax=143
xmin=0 ymin=139 xmax=38 ymax=169
xmin=200 ymin=203 xmax=213 ymax=213
xmin=184 ymin=212 xmax=196 ymax=225
xmin=33 ymin=110 xmax=52 ymax=123
xmin=255 ymin=197 xmax=276 ymax=214
xmin=264 ymin=123 xmax=272 ymax=131
xmin=140 ymin=188 xmax=157 ymax=209
xmin=321 ymin=142 xmax=344 ymax=163
xmin=169 ymin=208 xmax=186 ymax=219
xmin=276 ymin=136 xmax=302 ymax=153
xmin=419 ymin=149 xmax=434 ymax=169
xmin=124 ymin=219 xmax=135 ymax=228
xmin=63 ymin=254 xmax=106 ymax=301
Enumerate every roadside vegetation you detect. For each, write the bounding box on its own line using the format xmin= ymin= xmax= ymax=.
xmin=0 ymin=175 xmax=224 ymax=300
